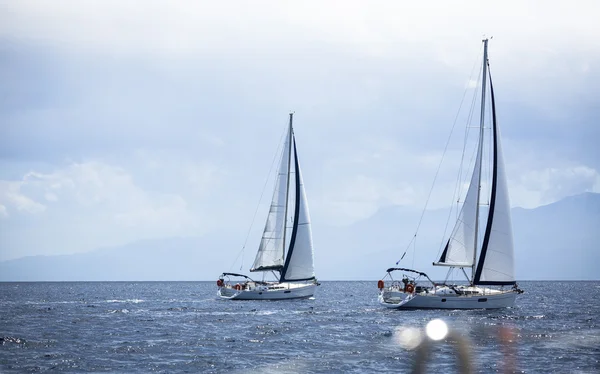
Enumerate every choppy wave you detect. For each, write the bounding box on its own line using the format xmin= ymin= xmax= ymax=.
xmin=0 ymin=281 xmax=598 ymax=373
xmin=105 ymin=299 xmax=144 ymax=304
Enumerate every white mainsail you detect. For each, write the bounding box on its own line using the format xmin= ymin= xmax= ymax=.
xmin=281 ymin=141 xmax=315 ymax=281
xmin=474 ymin=79 xmax=515 ymax=285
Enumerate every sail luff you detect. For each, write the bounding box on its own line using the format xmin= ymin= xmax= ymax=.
xmin=475 ymin=63 xmax=498 ymax=284
xmin=280 ymin=136 xmax=301 ymax=281
xmin=471 ymin=38 xmax=489 ymax=283
xmin=281 ymin=113 xmax=293 ymax=273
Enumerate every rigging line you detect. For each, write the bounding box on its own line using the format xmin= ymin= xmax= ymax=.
xmin=396 ymin=46 xmax=483 ymax=264
xmin=412 ymin=235 xmax=416 ymax=268
xmin=228 ymin=121 xmax=289 ymax=272
xmin=456 ymin=63 xmax=484 ymax=209
xmin=461 ymin=267 xmax=469 ymax=281
xmin=457 ymin=66 xmax=482 ymax=210
xmin=437 ymin=62 xmax=483 ymax=255
xmin=444 ymin=268 xmax=452 ymax=284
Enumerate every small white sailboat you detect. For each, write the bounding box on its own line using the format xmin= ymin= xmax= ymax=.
xmin=217 ymin=113 xmax=318 ymax=300
xmin=378 ymin=39 xmax=523 ymax=309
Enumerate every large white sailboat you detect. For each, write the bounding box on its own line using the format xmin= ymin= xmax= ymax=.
xmin=378 ymin=39 xmax=523 ymax=309
xmin=217 ymin=113 xmax=318 ymax=300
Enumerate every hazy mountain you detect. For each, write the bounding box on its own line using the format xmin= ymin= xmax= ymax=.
xmin=316 ymin=192 xmax=600 ymax=281
xmin=511 ymin=192 xmax=600 ymax=280
xmin=0 ymin=233 xmax=241 ymax=282
xmin=1 ymin=193 xmax=598 ymax=281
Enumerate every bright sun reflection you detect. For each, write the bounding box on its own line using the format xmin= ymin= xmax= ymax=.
xmin=425 ymin=319 xmax=448 ymax=341
xmin=395 ymin=326 xmax=423 ymax=350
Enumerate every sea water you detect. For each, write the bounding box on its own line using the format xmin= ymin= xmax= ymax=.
xmin=1 ymin=281 xmax=598 ymax=373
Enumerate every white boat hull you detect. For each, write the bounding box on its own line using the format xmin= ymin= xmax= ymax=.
xmin=218 ymin=282 xmax=316 ymax=300
xmin=379 ymin=288 xmax=517 ymax=309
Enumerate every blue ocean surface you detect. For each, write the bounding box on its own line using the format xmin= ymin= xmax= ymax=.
xmin=1 ymin=281 xmax=598 ymax=373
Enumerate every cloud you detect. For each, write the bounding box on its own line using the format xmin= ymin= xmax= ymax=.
xmin=44 ymin=192 xmax=58 ymax=202
xmin=0 ymin=160 xmax=217 ymax=260
xmin=510 ymin=165 xmax=600 ymax=208
xmin=0 ymin=180 xmax=47 ymax=215
xmin=321 ymin=174 xmax=415 ymax=225
xmin=3 ymin=1 xmax=599 ymax=56
xmin=0 ymin=0 xmax=598 ymax=263
xmin=2 ymin=1 xmax=598 ymax=165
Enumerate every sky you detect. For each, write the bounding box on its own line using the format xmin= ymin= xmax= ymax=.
xmin=0 ymin=1 xmax=599 ymax=262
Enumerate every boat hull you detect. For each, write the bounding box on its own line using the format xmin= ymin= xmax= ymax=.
xmin=218 ymin=282 xmax=316 ymax=300
xmin=379 ymin=289 xmax=517 ymax=309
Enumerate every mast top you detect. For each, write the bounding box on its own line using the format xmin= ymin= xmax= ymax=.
xmin=288 ymin=112 xmax=295 ymax=133
xmin=482 ymin=37 xmax=491 ymax=60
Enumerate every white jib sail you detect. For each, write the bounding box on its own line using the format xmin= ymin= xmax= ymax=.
xmin=250 ymin=128 xmax=290 ymax=271
xmin=436 ymin=144 xmax=481 ymax=267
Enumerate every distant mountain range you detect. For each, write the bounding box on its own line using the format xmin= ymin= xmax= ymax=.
xmin=1 ymin=192 xmax=598 ymax=281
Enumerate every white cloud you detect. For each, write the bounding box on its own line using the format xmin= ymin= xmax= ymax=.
xmin=2 ymin=1 xmax=599 ymax=63
xmin=314 ymin=135 xmax=467 ymax=224
xmin=0 ymin=180 xmax=47 ymax=215
xmin=44 ymin=192 xmax=58 ymax=202
xmin=0 ymin=160 xmax=220 ymax=260
xmin=510 ymin=165 xmax=600 ymax=208
xmin=113 ymin=195 xmax=189 ymax=229
xmin=321 ymin=174 xmax=415 ymax=225
xmin=314 ymin=125 xmax=599 ymax=224
xmin=0 ymin=0 xmax=598 ymax=264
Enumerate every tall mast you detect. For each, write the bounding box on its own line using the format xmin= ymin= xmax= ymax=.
xmin=472 ymin=38 xmax=488 ymax=284
xmin=281 ymin=112 xmax=294 ymax=275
